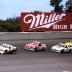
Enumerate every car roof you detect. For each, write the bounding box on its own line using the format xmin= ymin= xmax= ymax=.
xmin=32 ymin=41 xmax=40 ymax=43
xmin=3 ymin=44 xmax=12 ymax=46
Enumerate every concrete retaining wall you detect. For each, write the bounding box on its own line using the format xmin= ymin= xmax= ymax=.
xmin=0 ymin=32 xmax=72 ymax=40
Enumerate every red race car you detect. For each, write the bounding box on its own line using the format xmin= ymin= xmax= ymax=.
xmin=24 ymin=41 xmax=46 ymax=51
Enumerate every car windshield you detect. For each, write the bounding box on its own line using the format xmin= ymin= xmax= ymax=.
xmin=3 ymin=45 xmax=8 ymax=48
xmin=31 ymin=41 xmax=38 ymax=45
xmin=57 ymin=43 xmax=65 ymax=47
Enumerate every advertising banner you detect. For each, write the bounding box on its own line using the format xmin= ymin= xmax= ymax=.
xmin=21 ymin=12 xmax=72 ymax=31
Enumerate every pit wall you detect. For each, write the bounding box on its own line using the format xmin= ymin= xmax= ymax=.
xmin=0 ymin=32 xmax=72 ymax=40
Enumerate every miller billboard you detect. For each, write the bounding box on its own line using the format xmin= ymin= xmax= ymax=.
xmin=21 ymin=12 xmax=72 ymax=31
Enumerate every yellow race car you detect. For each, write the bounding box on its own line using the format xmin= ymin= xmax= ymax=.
xmin=65 ymin=41 xmax=72 ymax=47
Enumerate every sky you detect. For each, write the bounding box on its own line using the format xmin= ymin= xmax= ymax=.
xmin=0 ymin=0 xmax=67 ymax=20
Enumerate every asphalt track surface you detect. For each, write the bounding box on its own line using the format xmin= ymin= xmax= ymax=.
xmin=0 ymin=39 xmax=72 ymax=72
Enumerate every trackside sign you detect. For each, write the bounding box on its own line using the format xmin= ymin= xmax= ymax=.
xmin=21 ymin=12 xmax=72 ymax=31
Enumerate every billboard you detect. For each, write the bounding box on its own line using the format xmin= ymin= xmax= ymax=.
xmin=21 ymin=12 xmax=72 ymax=31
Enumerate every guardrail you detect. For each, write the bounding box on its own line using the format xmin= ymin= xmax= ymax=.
xmin=0 ymin=32 xmax=72 ymax=40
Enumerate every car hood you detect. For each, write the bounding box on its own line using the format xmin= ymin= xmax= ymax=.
xmin=0 ymin=46 xmax=8 ymax=50
xmin=53 ymin=46 xmax=63 ymax=50
xmin=27 ymin=44 xmax=37 ymax=48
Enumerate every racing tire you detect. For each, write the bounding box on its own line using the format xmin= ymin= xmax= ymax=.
xmin=69 ymin=49 xmax=71 ymax=53
xmin=59 ymin=50 xmax=64 ymax=53
xmin=34 ymin=47 xmax=37 ymax=52
xmin=41 ymin=47 xmax=45 ymax=51
xmin=61 ymin=50 xmax=64 ymax=53
xmin=1 ymin=50 xmax=7 ymax=55
xmin=4 ymin=50 xmax=7 ymax=54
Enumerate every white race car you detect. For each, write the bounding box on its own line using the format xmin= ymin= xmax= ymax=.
xmin=51 ymin=43 xmax=72 ymax=53
xmin=0 ymin=44 xmax=17 ymax=54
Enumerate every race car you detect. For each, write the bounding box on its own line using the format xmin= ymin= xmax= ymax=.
xmin=51 ymin=43 xmax=72 ymax=53
xmin=24 ymin=41 xmax=46 ymax=51
xmin=0 ymin=44 xmax=17 ymax=54
xmin=65 ymin=40 xmax=72 ymax=48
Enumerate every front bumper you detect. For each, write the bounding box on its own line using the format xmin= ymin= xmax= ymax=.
xmin=51 ymin=48 xmax=60 ymax=53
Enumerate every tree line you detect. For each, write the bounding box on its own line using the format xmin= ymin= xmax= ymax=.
xmin=0 ymin=17 xmax=20 ymax=32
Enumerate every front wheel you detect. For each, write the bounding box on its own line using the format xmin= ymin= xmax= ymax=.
xmin=69 ymin=49 xmax=71 ymax=53
xmin=59 ymin=50 xmax=64 ymax=53
xmin=1 ymin=50 xmax=7 ymax=55
xmin=34 ymin=47 xmax=37 ymax=52
xmin=41 ymin=47 xmax=45 ymax=51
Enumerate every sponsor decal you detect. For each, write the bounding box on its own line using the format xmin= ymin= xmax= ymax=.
xmin=21 ymin=12 xmax=72 ymax=31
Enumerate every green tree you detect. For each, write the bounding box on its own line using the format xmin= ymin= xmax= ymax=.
xmin=65 ymin=0 xmax=72 ymax=12
xmin=0 ymin=17 xmax=21 ymax=32
xmin=50 ymin=0 xmax=63 ymax=12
